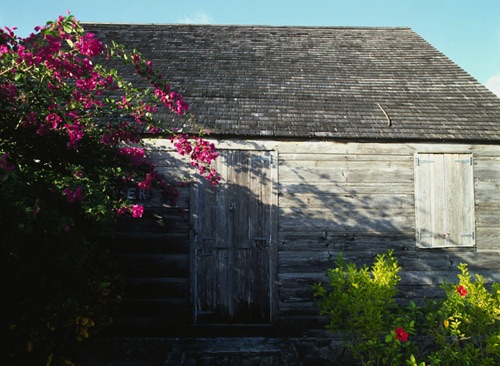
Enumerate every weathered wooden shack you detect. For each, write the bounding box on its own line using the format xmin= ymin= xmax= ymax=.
xmin=84 ymin=24 xmax=500 ymax=343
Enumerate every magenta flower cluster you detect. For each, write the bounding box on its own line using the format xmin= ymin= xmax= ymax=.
xmin=118 ymin=147 xmax=146 ymax=166
xmin=0 ymin=13 xmax=221 ymax=222
xmin=0 ymin=153 xmax=15 ymax=180
xmin=154 ymin=86 xmax=189 ymax=116
xmin=74 ymin=33 xmax=104 ymax=57
xmin=63 ymin=186 xmax=84 ymax=203
xmin=171 ymin=134 xmax=221 ymax=186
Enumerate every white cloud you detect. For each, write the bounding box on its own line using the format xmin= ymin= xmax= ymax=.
xmin=177 ymin=11 xmax=214 ymax=24
xmin=485 ymin=75 xmax=500 ymax=97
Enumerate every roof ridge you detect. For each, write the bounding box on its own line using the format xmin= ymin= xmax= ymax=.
xmin=81 ymin=22 xmax=412 ymax=31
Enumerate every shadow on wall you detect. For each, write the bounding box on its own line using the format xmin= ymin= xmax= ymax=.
xmin=108 ymin=140 xmax=499 ymax=337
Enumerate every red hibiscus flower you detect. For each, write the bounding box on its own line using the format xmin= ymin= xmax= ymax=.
xmin=456 ymin=285 xmax=468 ymax=297
xmin=395 ymin=327 xmax=408 ymax=342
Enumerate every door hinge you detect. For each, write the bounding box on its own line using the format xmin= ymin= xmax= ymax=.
xmin=253 ymin=155 xmax=273 ymax=165
xmin=194 ymin=237 xmax=214 ymax=243
xmin=254 ymin=236 xmax=271 ymax=249
xmin=195 ymin=247 xmax=214 ymax=257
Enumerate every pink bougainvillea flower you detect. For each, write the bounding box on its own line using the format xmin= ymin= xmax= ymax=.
xmin=115 ymin=206 xmax=129 ymax=217
xmin=131 ymin=204 xmax=144 ymax=218
xmin=0 ymin=153 xmax=15 ymax=180
xmin=117 ymin=147 xmax=146 ymax=166
xmin=63 ymin=186 xmax=84 ymax=203
xmin=36 ymin=123 xmax=51 ymax=136
xmin=456 ymin=285 xmax=468 ymax=297
xmin=138 ymin=172 xmax=155 ymax=190
xmin=64 ymin=122 xmax=85 ymax=147
xmin=0 ymin=153 xmax=15 ymax=172
xmin=45 ymin=113 xmax=62 ymax=129
xmin=395 ymin=327 xmax=408 ymax=342
xmin=74 ymin=33 xmax=104 ymax=57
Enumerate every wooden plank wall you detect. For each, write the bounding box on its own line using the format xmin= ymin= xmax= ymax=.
xmin=276 ymin=141 xmax=500 ymax=335
xmin=107 ymin=143 xmax=193 ymax=336
xmin=108 ymin=139 xmax=499 ymax=337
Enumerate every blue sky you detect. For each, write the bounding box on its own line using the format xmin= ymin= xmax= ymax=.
xmin=2 ymin=0 xmax=499 ymax=95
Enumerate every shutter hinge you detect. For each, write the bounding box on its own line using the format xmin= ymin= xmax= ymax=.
xmin=454 ymin=157 xmax=473 ymax=165
xmin=418 ymin=231 xmax=433 ymax=240
xmin=461 ymin=232 xmax=475 ymax=239
xmin=415 ymin=157 xmax=434 ymax=166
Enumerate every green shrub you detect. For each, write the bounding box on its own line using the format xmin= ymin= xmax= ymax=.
xmin=313 ymin=251 xmax=499 ymax=366
xmin=425 ymin=263 xmax=500 ymax=366
xmin=3 ymin=231 xmax=123 ymax=366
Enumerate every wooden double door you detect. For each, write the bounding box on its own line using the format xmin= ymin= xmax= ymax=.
xmin=191 ymin=150 xmax=276 ymax=324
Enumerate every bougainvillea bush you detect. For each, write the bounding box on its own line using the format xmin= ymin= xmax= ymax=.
xmin=313 ymin=251 xmax=500 ymax=366
xmin=1 ymin=14 xmax=219 ymax=365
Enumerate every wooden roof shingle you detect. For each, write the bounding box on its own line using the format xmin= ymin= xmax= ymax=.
xmin=84 ymin=23 xmax=500 ymax=142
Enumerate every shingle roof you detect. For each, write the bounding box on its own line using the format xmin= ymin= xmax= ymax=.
xmin=84 ymin=23 xmax=500 ymax=142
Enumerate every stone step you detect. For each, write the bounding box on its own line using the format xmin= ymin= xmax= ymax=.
xmin=79 ymin=337 xmax=304 ymax=366
xmin=165 ymin=337 xmax=304 ymax=365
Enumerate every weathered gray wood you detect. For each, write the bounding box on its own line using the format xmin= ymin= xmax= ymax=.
xmin=280 ymin=206 xmax=415 ymax=220
xmin=111 ymin=138 xmax=499 ymax=337
xmin=414 ymin=153 xmax=475 ymax=248
xmin=279 ymin=209 xmax=415 ymax=233
xmin=279 ymin=193 xmax=414 ymax=209
xmin=476 ymin=181 xmax=500 ymax=202
xmin=476 ymin=227 xmax=500 ymax=250
xmin=477 ymin=211 xmax=500 ymax=226
xmin=280 ymin=164 xmax=414 ymax=183
xmin=279 ymin=250 xmax=500 ymax=274
xmin=279 ymin=231 xmax=415 ymax=252
xmin=277 ymin=141 xmax=500 ymax=155
xmin=191 ymin=149 xmax=277 ymax=324
xmin=147 ymin=140 xmax=500 ymax=158
xmin=280 ymin=153 xmax=413 ymax=162
xmin=281 ymin=182 xmax=414 ymax=194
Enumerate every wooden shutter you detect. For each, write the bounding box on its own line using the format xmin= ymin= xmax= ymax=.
xmin=414 ymin=153 xmax=475 ymax=248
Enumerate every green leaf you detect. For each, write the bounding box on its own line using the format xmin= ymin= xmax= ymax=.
xmin=63 ymin=24 xmax=72 ymax=33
